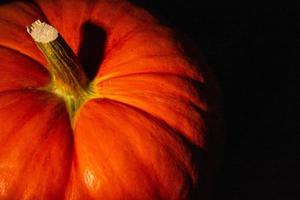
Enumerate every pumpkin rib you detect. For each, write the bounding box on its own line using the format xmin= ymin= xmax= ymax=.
xmin=0 ymin=42 xmax=44 ymax=67
xmin=17 ymin=100 xmax=64 ymax=160
xmin=0 ymin=18 xmax=23 ymax=30
xmin=100 ymin=54 xmax=183 ymax=71
xmin=105 ymin=98 xmax=196 ymax=165
xmin=100 ymin=27 xmax=183 ymax=68
xmin=28 ymin=99 xmax=71 ymax=147
xmin=72 ymin=98 xmax=197 ymax=199
xmin=0 ymin=2 xmax=48 ymax=65
xmin=0 ymin=2 xmax=45 ymax=25
xmin=96 ymin=53 xmax=203 ymax=81
xmin=96 ymin=32 xmax=204 ymax=82
xmin=0 ymin=44 xmax=44 ymax=69
xmin=0 ymin=45 xmax=43 ymax=67
xmin=104 ymin=2 xmax=138 ymax=32
xmin=0 ymin=48 xmax=49 ymax=93
xmin=13 ymin=2 xmax=44 ymax=21
xmin=97 ymin=99 xmax=198 ymax=178
xmin=91 ymin=97 xmax=204 ymax=151
xmin=91 ymin=0 xmax=147 ymax=39
xmin=0 ymin=91 xmax=47 ymax=146
xmin=22 ymin=101 xmax=73 ymax=196
xmin=95 ymin=72 xmax=207 ymax=113
xmin=0 ymin=89 xmax=73 ymax=199
xmin=104 ymin=25 xmax=149 ymax=57
xmin=92 ymin=92 xmax=206 ymax=147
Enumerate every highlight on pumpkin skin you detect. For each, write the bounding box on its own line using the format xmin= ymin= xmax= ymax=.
xmin=26 ymin=19 xmax=98 ymax=122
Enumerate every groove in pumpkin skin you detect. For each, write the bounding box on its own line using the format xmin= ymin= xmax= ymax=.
xmin=95 ymin=71 xmax=205 ymax=88
xmin=105 ymin=27 xmax=170 ymax=56
xmin=96 ymin=53 xmax=202 ymax=79
xmin=0 ymin=89 xmax=52 ymax=108
xmin=92 ymin=95 xmax=207 ymax=130
xmin=103 ymin=25 xmax=148 ymax=57
xmin=96 ymin=53 xmax=204 ymax=83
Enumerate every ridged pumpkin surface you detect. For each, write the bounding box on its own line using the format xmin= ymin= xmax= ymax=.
xmin=0 ymin=1 xmax=223 ymax=199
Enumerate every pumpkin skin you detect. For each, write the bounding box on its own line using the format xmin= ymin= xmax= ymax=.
xmin=0 ymin=0 xmax=223 ymax=199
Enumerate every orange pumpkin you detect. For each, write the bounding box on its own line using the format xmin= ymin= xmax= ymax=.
xmin=0 ymin=0 xmax=223 ymax=199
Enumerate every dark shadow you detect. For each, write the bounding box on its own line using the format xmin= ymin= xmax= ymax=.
xmin=0 ymin=0 xmax=37 ymax=5
xmin=129 ymin=0 xmax=173 ymax=27
xmin=0 ymin=0 xmax=15 ymax=4
xmin=78 ymin=22 xmax=107 ymax=81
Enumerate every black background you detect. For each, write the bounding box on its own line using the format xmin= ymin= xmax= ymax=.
xmin=130 ymin=1 xmax=298 ymax=200
xmin=1 ymin=0 xmax=298 ymax=199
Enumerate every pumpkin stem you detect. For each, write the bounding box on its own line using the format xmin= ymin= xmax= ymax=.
xmin=27 ymin=20 xmax=96 ymax=119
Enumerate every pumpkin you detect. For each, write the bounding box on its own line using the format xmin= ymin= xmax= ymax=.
xmin=0 ymin=0 xmax=223 ymax=199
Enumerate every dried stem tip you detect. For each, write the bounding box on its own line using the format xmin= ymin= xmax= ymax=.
xmin=27 ymin=20 xmax=58 ymax=43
